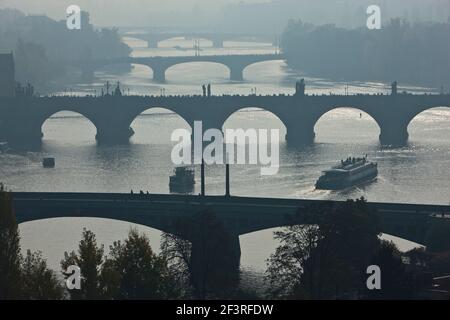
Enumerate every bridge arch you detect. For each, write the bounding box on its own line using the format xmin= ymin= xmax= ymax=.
xmin=40 ymin=110 xmax=98 ymax=142
xmin=155 ymin=36 xmax=186 ymax=46
xmin=313 ymin=107 xmax=381 ymax=143
xmin=84 ymin=62 xmax=154 ymax=82
xmin=407 ymin=106 xmax=450 ymax=142
xmin=165 ymin=61 xmax=230 ymax=83
xmin=241 ymin=60 xmax=286 ymax=82
xmin=129 ymin=106 xmax=192 ymax=144
xmin=72 ymin=61 xmax=135 ymax=82
xmin=18 ymin=216 xmax=173 ymax=238
xmin=94 ymin=61 xmax=133 ymax=76
xmin=17 ymin=208 xmax=429 ymax=246
xmin=128 ymin=63 xmax=154 ymax=79
xmin=221 ymin=106 xmax=288 ymax=135
xmin=76 ymin=54 xmax=285 ymax=83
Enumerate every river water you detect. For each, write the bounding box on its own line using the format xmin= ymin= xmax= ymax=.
xmin=1 ymin=37 xmax=449 ymax=283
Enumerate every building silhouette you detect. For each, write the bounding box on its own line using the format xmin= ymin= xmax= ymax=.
xmin=0 ymin=53 xmax=15 ymax=97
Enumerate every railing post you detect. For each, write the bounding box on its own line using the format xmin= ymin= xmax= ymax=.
xmin=225 ymin=163 xmax=230 ymax=197
xmin=201 ymin=158 xmax=205 ymax=196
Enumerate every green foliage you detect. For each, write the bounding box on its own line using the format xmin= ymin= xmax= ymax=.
xmin=21 ymin=250 xmax=64 ymax=300
xmin=61 ymin=228 xmax=104 ymax=299
xmin=365 ymin=241 xmax=414 ymax=299
xmin=0 ymin=8 xmax=131 ymax=90
xmin=62 ymin=228 xmax=180 ymax=300
xmin=266 ymin=224 xmax=319 ymax=298
xmin=14 ymin=39 xmax=61 ymax=88
xmin=160 ymin=229 xmax=192 ymax=296
xmin=281 ymin=19 xmax=450 ymax=87
xmin=0 ymin=183 xmax=22 ymax=299
xmin=266 ymin=198 xmax=381 ymax=299
xmin=104 ymin=229 xmax=180 ymax=299
xmin=1 ymin=183 xmax=63 ymax=300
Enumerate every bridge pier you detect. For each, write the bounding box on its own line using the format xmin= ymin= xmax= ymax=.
xmin=147 ymin=39 xmax=159 ymax=48
xmin=7 ymin=132 xmax=43 ymax=146
xmin=379 ymin=123 xmax=409 ymax=146
xmin=190 ymin=231 xmax=241 ymax=297
xmin=95 ymin=124 xmax=135 ymax=144
xmin=229 ymin=66 xmax=244 ymax=82
xmin=285 ymin=124 xmax=316 ymax=145
xmin=152 ymin=66 xmax=167 ymax=83
xmin=4 ymin=122 xmax=43 ymax=146
xmin=229 ymin=233 xmax=241 ymax=270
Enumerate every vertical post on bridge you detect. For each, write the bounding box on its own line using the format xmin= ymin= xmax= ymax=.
xmin=201 ymin=158 xmax=205 ymax=196
xmin=225 ymin=163 xmax=230 ymax=197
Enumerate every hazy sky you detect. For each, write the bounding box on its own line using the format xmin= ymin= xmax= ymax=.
xmin=0 ymin=0 xmax=268 ymax=26
xmin=1 ymin=0 xmax=449 ymax=30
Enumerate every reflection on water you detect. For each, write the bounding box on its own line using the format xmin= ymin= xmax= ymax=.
xmin=2 ymin=39 xmax=449 ymax=279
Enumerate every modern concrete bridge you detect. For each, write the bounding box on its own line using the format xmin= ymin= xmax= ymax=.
xmin=12 ymin=192 xmax=450 ymax=264
xmin=1 ymin=91 xmax=449 ymax=145
xmin=123 ymin=32 xmax=276 ymax=48
xmin=77 ymin=54 xmax=284 ymax=82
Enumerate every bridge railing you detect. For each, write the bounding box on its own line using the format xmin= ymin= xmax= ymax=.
xmin=11 ymin=192 xmax=450 ymax=215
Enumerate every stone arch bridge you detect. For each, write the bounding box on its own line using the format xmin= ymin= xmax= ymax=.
xmin=75 ymin=54 xmax=285 ymax=82
xmin=12 ymin=192 xmax=450 ymax=269
xmin=124 ymin=32 xmax=276 ymax=49
xmin=1 ymin=93 xmax=449 ymax=146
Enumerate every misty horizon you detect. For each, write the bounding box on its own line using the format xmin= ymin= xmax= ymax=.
xmin=1 ymin=0 xmax=449 ymax=30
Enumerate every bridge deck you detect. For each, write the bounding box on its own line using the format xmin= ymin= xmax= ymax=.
xmin=12 ymin=191 xmax=450 ymax=211
xmin=11 ymin=192 xmax=449 ymax=244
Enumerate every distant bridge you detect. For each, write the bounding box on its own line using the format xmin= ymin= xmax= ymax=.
xmin=1 ymin=92 xmax=449 ymax=145
xmin=122 ymin=32 xmax=276 ymax=48
xmin=12 ymin=192 xmax=450 ymax=264
xmin=75 ymin=54 xmax=285 ymax=82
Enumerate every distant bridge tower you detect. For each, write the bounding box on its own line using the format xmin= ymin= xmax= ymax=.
xmin=295 ymin=78 xmax=305 ymax=96
xmin=391 ymin=81 xmax=398 ymax=96
xmin=0 ymin=53 xmax=15 ymax=97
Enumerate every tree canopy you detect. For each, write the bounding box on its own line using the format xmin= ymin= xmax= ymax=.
xmin=281 ymin=19 xmax=450 ymax=87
